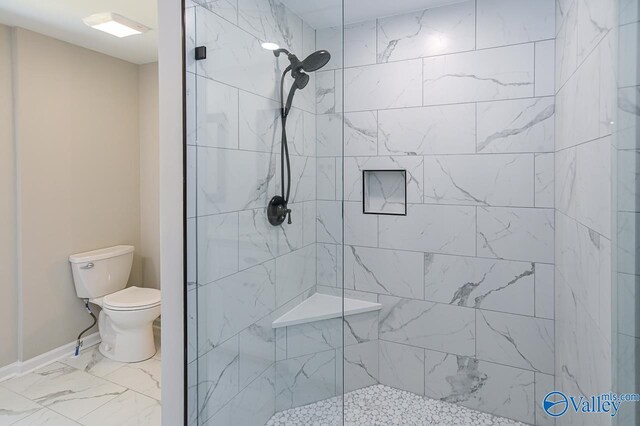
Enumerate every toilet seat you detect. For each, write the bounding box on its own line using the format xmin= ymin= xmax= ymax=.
xmin=103 ymin=286 xmax=161 ymax=311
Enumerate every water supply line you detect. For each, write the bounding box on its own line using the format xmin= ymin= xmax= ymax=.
xmin=74 ymin=299 xmax=97 ymax=357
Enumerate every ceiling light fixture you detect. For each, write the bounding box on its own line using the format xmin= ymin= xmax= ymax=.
xmin=83 ymin=12 xmax=150 ymax=38
xmin=261 ymin=42 xmax=280 ymax=51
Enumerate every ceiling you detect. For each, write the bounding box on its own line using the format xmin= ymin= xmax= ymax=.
xmin=0 ymin=0 xmax=157 ymax=64
xmin=281 ymin=0 xmax=465 ymax=29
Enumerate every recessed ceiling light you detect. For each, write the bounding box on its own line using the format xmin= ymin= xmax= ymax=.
xmin=83 ymin=12 xmax=150 ymax=38
xmin=261 ymin=42 xmax=280 ymax=51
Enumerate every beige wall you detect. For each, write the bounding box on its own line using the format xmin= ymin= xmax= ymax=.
xmin=0 ymin=25 xmax=18 ymax=368
xmin=139 ymin=63 xmax=160 ymax=289
xmin=13 ymin=28 xmax=142 ymax=359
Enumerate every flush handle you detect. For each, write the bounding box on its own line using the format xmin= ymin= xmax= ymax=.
xmin=81 ymin=262 xmax=94 ymax=269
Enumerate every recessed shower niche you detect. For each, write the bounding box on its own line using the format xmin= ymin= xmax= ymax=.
xmin=362 ymin=170 xmax=407 ymax=215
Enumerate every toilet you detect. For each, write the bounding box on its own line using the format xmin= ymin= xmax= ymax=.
xmin=69 ymin=245 xmax=161 ymax=363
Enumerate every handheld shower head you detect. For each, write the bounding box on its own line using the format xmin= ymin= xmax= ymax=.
xmin=301 ymin=50 xmax=331 ymax=72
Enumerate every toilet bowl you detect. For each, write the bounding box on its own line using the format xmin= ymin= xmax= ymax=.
xmin=69 ymin=246 xmax=161 ymax=363
xmin=93 ymin=286 xmax=161 ymax=362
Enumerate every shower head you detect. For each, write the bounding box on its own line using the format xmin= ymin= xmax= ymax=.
xmin=273 ymin=49 xmax=331 ymax=74
xmin=301 ymin=50 xmax=331 ymax=72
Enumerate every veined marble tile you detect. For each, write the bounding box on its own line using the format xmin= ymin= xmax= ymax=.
xmin=238 ymin=206 xmax=303 ymax=269
xmin=344 ymin=202 xmax=377 ymax=247
xmin=187 ymin=289 xmax=197 ymax=363
xmin=424 ymin=253 xmax=535 ymax=316
xmin=344 ymin=60 xmax=422 ymax=112
xmin=302 ymin=200 xmax=316 ymax=247
xmin=275 ymin=244 xmax=315 ymax=307
xmin=316 ymin=26 xmax=342 ymax=71
xmin=197 ymin=147 xmax=276 ymax=215
xmin=303 ymin=111 xmax=315 ymax=157
xmin=477 ymin=207 xmax=554 ymax=263
xmin=206 ymin=365 xmax=276 ymax=426
xmin=316 ymin=113 xmax=342 ymax=157
xmin=197 ymin=212 xmax=239 ymax=285
xmin=535 ymin=263 xmax=555 ymax=320
xmin=0 ymin=387 xmax=42 ymax=424
xmin=61 ymin=346 xmax=125 ymax=378
xmin=535 ymin=153 xmax=555 ymax=208
xmin=281 ymin=107 xmax=306 ymax=156
xmin=576 ymin=0 xmax=614 ymax=65
xmin=316 ymin=200 xmax=342 ymax=244
xmin=345 ymin=21 xmax=376 ymax=68
xmin=196 ymin=8 xmax=279 ymax=100
xmin=378 ymin=104 xmax=476 ymax=156
xmin=423 ymin=352 xmax=535 ymax=424
xmin=286 ymin=318 xmax=341 ymax=359
xmin=344 ymin=246 xmax=424 ymax=299
xmin=237 ymin=0 xmax=302 ymax=53
xmin=476 ymin=310 xmax=554 ymax=374
xmin=197 ymin=335 xmax=240 ymax=422
xmin=344 ymin=111 xmax=377 ymax=156
xmin=317 ymin=243 xmax=338 ymax=287
xmin=423 ymin=154 xmax=534 ymax=207
xmin=198 ymin=261 xmax=275 ymax=353
xmin=238 ymin=90 xmax=280 ymax=153
xmin=555 ymin=46 xmax=600 ymax=150
xmin=344 ymin=156 xmax=423 ymax=202
xmin=344 ymin=312 xmax=379 ymax=346
xmin=556 ymin=211 xmax=611 ymax=328
xmin=317 ymin=157 xmax=337 ymax=200
xmin=78 ymin=390 xmax=161 ymax=426
xmin=275 ymin=350 xmax=336 ymax=411
xmin=13 ymin=408 xmax=79 ymax=425
xmin=535 ymin=372 xmax=555 ymax=426
xmin=285 ymin=155 xmax=316 ymax=203
xmin=196 ymin=0 xmax=238 ymax=24
xmin=535 ymin=40 xmax=555 ymax=97
xmin=377 ymin=1 xmax=475 ymax=62
xmin=239 ymin=315 xmax=275 ymax=388
xmin=555 ymin=137 xmax=611 ymax=237
xmin=103 ymin=358 xmax=161 ymax=401
xmin=379 ymin=295 xmax=475 ymax=356
xmin=316 ymin=71 xmax=337 ymax=115
xmin=196 ymin=75 xmax=239 ymax=149
xmin=476 ymin=0 xmax=554 ymax=49
xmin=344 ymin=341 xmax=379 ymax=393
xmin=555 ymin=0 xmax=578 ymax=89
xmin=477 ymin=97 xmax=555 ymax=153
xmin=379 ymin=204 xmax=476 ymax=256
xmin=185 ymin=8 xmax=196 ymax=74
xmin=1 ymin=363 xmax=125 ymax=421
xmin=619 ymin=22 xmax=640 ymax=89
xmin=423 ymin=44 xmax=534 ymax=105
xmin=378 ymin=340 xmax=424 ymax=395
xmin=618 ymin=211 xmax=640 ymax=277
xmin=617 ymin=88 xmax=640 ymax=151
xmin=555 ymin=281 xmax=611 ymax=403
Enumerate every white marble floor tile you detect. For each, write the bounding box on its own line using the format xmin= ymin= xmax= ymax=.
xmin=104 ymin=358 xmax=162 ymax=401
xmin=78 ymin=390 xmax=161 ymax=426
xmin=61 ymin=347 xmax=125 ymax=378
xmin=1 ymin=363 xmax=126 ymax=421
xmin=12 ymin=408 xmax=80 ymax=426
xmin=0 ymin=387 xmax=42 ymax=425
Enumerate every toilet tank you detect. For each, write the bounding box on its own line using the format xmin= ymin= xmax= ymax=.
xmin=69 ymin=245 xmax=134 ymax=299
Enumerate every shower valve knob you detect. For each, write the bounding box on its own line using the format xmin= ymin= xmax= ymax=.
xmin=286 ymin=209 xmax=292 ymax=224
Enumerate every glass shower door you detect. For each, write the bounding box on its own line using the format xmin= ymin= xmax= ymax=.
xmin=185 ymin=0 xmax=345 ymax=424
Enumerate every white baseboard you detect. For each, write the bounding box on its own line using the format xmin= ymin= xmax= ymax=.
xmin=0 ymin=332 xmax=101 ymax=383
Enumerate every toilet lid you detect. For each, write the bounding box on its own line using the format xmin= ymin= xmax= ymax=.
xmin=103 ymin=286 xmax=161 ymax=310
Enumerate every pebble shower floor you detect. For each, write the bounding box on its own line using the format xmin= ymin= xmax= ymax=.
xmin=266 ymin=385 xmax=526 ymax=426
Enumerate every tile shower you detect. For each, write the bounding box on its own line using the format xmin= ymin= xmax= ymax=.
xmin=185 ymin=0 xmax=629 ymax=425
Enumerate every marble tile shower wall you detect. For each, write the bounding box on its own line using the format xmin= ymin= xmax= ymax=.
xmin=616 ymin=2 xmax=640 ymax=425
xmin=315 ymin=0 xmax=556 ymax=424
xmin=184 ymin=1 xmax=321 ymax=424
xmin=554 ymin=0 xmax=616 ymax=425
